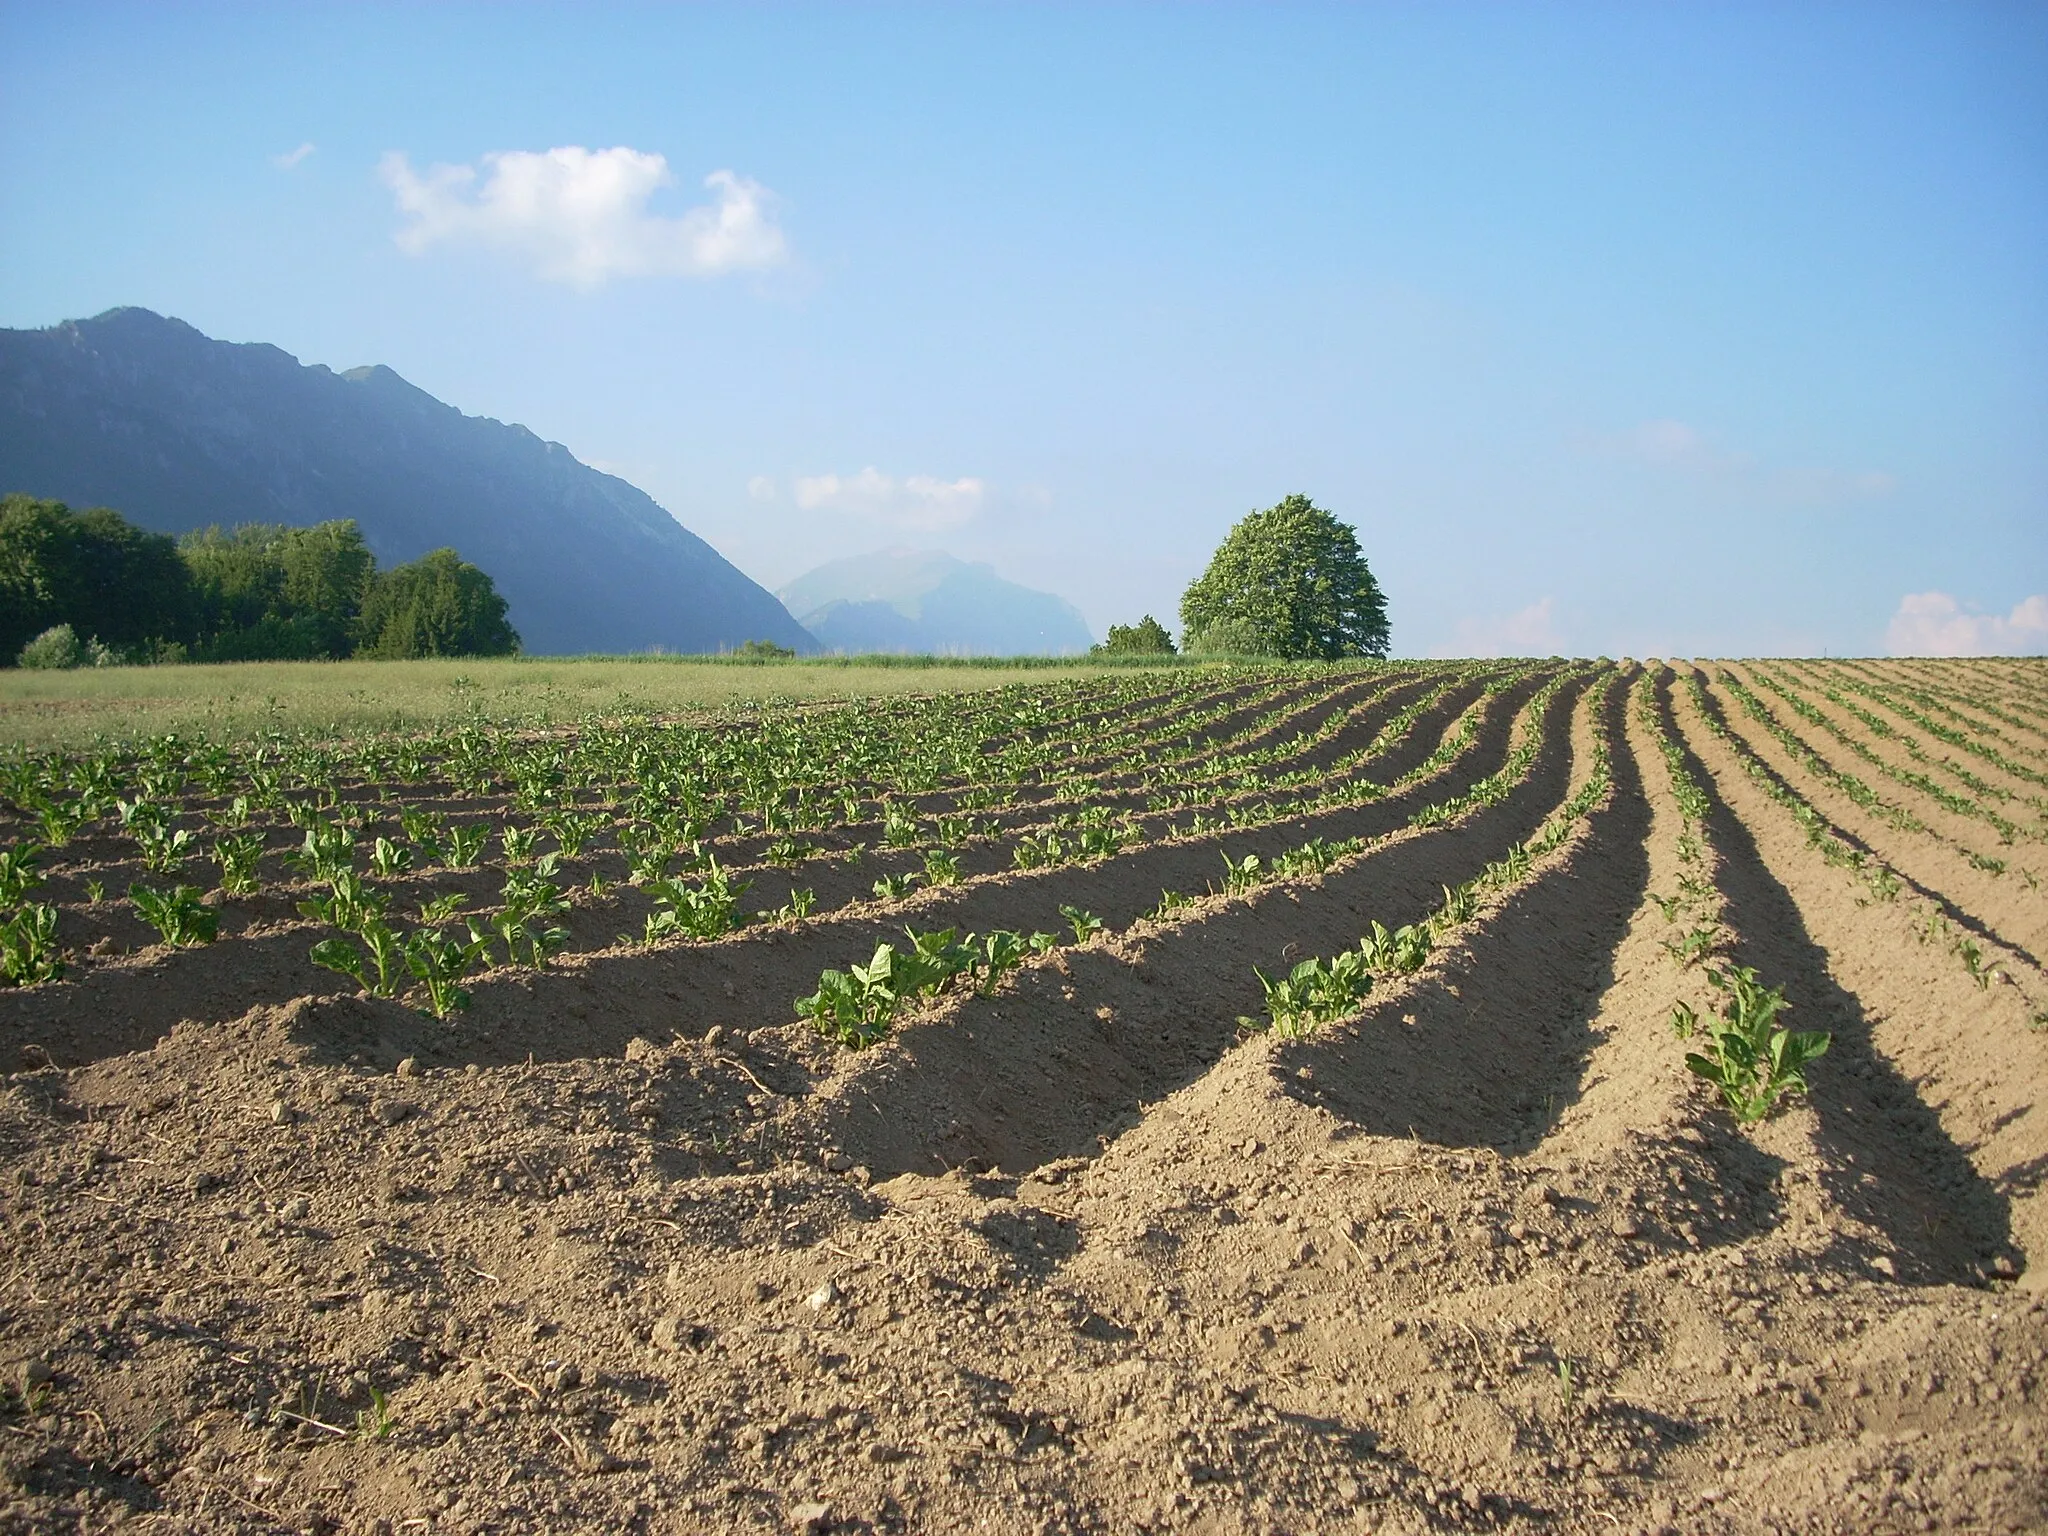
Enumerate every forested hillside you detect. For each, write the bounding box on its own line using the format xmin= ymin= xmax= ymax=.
xmin=0 ymin=309 xmax=815 ymax=656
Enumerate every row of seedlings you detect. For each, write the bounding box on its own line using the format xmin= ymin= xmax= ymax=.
xmin=790 ymin=667 xmax=1591 ymax=1054
xmin=1637 ymin=669 xmax=1829 ymax=1122
xmin=1677 ymin=672 xmax=2035 ymax=1008
xmin=1243 ymin=670 xmax=1621 ymax=1042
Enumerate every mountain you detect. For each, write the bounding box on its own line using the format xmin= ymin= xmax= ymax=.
xmin=0 ymin=308 xmax=815 ymax=656
xmin=779 ymin=549 xmax=1095 ymax=656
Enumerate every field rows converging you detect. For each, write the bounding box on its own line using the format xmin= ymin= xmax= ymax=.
xmin=1 ymin=664 xmax=1532 ymax=1064
xmin=4 ymin=658 xmax=2046 ymax=1536
xmin=1682 ymin=668 xmax=2048 ymax=1000
xmin=1659 ymin=673 xmax=2021 ymax=1281
xmin=1785 ymin=662 xmax=2048 ymax=812
xmin=1746 ymin=662 xmax=2043 ymax=846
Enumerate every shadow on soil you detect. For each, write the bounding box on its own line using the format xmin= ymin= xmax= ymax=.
xmin=3 ymin=674 xmax=1505 ymax=1074
xmin=1275 ymin=677 xmax=1647 ymax=1153
xmin=1665 ymin=675 xmax=2017 ymax=1285
xmin=807 ymin=673 xmax=1594 ymax=1179
xmin=1693 ymin=674 xmax=2045 ymax=975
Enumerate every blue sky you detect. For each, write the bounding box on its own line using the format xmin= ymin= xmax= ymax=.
xmin=3 ymin=2 xmax=2044 ymax=656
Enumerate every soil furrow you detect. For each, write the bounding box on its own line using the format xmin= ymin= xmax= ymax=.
xmin=1681 ymin=669 xmax=2047 ymax=1004
xmin=1065 ymin=669 xmax=1410 ymax=791
xmin=792 ymin=673 xmax=1595 ymax=1178
xmin=1261 ymin=669 xmax=1641 ymax=1154
xmin=1698 ymin=668 xmax=2048 ymax=966
xmin=1 ymin=673 xmax=1548 ymax=1069
xmin=1733 ymin=662 xmax=2041 ymax=855
xmin=1670 ymin=673 xmax=2040 ymax=1282
xmin=8 ymin=662 xmax=2048 ymax=1536
xmin=1852 ymin=661 xmax=2048 ymax=759
xmin=1788 ymin=662 xmax=2048 ymax=840
xmin=1711 ymin=665 xmax=2015 ymax=869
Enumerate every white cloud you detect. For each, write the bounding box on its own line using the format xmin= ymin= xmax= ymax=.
xmin=746 ymin=476 xmax=777 ymax=502
xmin=1886 ymin=592 xmax=2048 ymax=657
xmin=790 ymin=468 xmax=986 ymax=533
xmin=378 ymin=146 xmax=787 ymax=287
xmin=1438 ymin=597 xmax=1565 ymax=658
xmin=271 ymin=142 xmax=316 ymax=170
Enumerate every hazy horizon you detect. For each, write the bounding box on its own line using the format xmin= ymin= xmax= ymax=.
xmin=2 ymin=2 xmax=2043 ymax=657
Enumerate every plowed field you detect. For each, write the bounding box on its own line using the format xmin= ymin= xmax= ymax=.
xmin=3 ymin=659 xmax=2045 ymax=1535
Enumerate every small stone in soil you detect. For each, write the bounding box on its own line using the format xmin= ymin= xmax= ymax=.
xmin=806 ymin=1282 xmax=842 ymax=1311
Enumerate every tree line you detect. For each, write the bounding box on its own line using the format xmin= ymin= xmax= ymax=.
xmin=1 ymin=494 xmax=518 ymax=667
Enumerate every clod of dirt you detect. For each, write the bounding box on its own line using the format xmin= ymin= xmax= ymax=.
xmin=650 ymin=1316 xmax=703 ymax=1354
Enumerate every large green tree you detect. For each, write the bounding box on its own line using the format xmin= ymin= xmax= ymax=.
xmin=355 ymin=548 xmax=520 ymax=659
xmin=0 ymin=494 xmax=191 ymax=661
xmin=1179 ymin=495 xmax=1390 ymax=659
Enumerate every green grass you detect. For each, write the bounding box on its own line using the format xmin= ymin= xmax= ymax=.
xmin=0 ymin=653 xmax=1213 ymax=749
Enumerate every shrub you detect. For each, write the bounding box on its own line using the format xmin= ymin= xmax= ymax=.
xmin=1181 ymin=617 xmax=1269 ymax=657
xmin=1092 ymin=616 xmax=1176 ymax=656
xmin=17 ymin=625 xmax=82 ymax=670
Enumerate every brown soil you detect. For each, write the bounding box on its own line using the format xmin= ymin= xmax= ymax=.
xmin=1790 ymin=663 xmax=2048 ymax=825
xmin=4 ymin=662 xmax=2046 ymax=1536
xmin=1854 ymin=663 xmax=2048 ymax=762
xmin=1744 ymin=663 xmax=2048 ymax=855
xmin=1694 ymin=670 xmax=2048 ymax=970
xmin=0 ymin=672 xmax=1532 ymax=1073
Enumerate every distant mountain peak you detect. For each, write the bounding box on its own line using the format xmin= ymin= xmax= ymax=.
xmin=780 ymin=548 xmax=1093 ymax=656
xmin=84 ymin=305 xmax=196 ymax=332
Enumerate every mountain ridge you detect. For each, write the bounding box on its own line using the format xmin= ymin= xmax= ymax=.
xmin=0 ymin=308 xmax=815 ymax=656
xmin=779 ymin=548 xmax=1095 ymax=656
